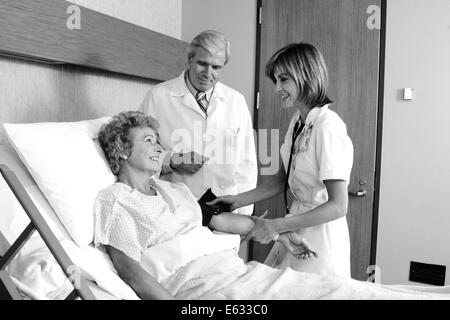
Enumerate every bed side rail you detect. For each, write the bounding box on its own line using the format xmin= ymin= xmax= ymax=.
xmin=0 ymin=270 xmax=23 ymax=300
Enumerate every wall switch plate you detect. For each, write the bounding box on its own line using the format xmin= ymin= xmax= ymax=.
xmin=403 ymin=88 xmax=414 ymax=100
xmin=409 ymin=261 xmax=446 ymax=286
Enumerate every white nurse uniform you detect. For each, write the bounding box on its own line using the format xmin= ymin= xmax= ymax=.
xmin=265 ymin=105 xmax=354 ymax=278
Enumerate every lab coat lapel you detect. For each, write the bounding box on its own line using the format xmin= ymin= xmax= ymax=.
xmin=204 ymin=82 xmax=225 ymax=115
xmin=169 ymin=71 xmax=207 ymax=118
xmin=183 ymin=94 xmax=206 ymax=118
xmin=210 ymin=82 xmax=226 ymax=101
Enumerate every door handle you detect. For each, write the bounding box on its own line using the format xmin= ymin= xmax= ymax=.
xmin=348 ymin=189 xmax=367 ymax=197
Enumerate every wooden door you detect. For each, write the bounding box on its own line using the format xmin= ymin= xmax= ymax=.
xmin=252 ymin=0 xmax=382 ymax=280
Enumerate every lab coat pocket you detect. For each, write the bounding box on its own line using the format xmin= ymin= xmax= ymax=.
xmin=224 ymin=129 xmax=240 ymax=164
xmin=228 ymin=127 xmax=240 ymax=147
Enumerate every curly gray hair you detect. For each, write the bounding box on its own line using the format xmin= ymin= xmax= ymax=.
xmin=98 ymin=111 xmax=160 ymax=175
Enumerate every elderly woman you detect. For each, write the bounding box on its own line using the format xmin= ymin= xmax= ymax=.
xmin=94 ymin=111 xmax=315 ymax=300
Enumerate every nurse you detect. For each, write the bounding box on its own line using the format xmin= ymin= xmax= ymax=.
xmin=209 ymin=43 xmax=354 ymax=277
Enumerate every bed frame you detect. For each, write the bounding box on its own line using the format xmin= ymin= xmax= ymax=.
xmin=0 ymin=0 xmax=188 ymax=300
xmin=0 ymin=165 xmax=96 ymax=300
xmin=0 ymin=270 xmax=23 ymax=300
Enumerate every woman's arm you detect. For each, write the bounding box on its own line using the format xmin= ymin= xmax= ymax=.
xmin=209 ymin=213 xmax=317 ymax=258
xmin=208 ymin=158 xmax=287 ymax=210
xmin=106 ymin=245 xmax=175 ymax=300
xmin=276 ymin=179 xmax=348 ymax=232
xmin=236 ymin=172 xmax=285 ymax=208
xmin=248 ymin=180 xmax=348 ymax=243
xmin=209 ymin=212 xmax=255 ymax=235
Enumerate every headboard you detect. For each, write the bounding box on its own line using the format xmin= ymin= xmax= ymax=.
xmin=0 ymin=0 xmax=187 ymax=81
xmin=0 ymin=0 xmax=188 ymax=143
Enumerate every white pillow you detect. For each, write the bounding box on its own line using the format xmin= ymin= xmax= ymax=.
xmin=3 ymin=117 xmax=115 ymax=246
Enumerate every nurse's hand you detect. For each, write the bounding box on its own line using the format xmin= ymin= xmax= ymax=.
xmin=244 ymin=216 xmax=279 ymax=244
xmin=278 ymin=233 xmax=318 ymax=260
xmin=206 ymin=195 xmax=239 ymax=212
xmin=170 ymin=151 xmax=209 ymax=174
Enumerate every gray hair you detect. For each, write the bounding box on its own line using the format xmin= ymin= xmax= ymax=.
xmin=187 ymin=30 xmax=231 ymax=64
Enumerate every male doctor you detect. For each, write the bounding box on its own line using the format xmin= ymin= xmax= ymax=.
xmin=139 ymin=30 xmax=257 ymax=216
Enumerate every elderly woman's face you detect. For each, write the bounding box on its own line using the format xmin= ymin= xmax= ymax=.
xmin=274 ymin=68 xmax=300 ymax=109
xmin=188 ymin=47 xmax=226 ymax=92
xmin=126 ymin=126 xmax=163 ymax=175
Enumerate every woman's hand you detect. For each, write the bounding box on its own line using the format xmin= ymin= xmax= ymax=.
xmin=206 ymin=195 xmax=240 ymax=212
xmin=244 ymin=216 xmax=279 ymax=244
xmin=277 ymin=233 xmax=318 ymax=260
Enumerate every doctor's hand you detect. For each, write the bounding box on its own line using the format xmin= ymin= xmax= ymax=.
xmin=170 ymin=151 xmax=209 ymax=174
xmin=244 ymin=216 xmax=279 ymax=244
xmin=277 ymin=233 xmax=318 ymax=260
xmin=206 ymin=195 xmax=240 ymax=212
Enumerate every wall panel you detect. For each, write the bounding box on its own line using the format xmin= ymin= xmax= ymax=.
xmin=0 ymin=0 xmax=183 ymax=143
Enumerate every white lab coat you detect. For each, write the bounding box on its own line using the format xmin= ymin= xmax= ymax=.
xmin=139 ymin=71 xmax=258 ymax=215
xmin=265 ymin=105 xmax=353 ymax=277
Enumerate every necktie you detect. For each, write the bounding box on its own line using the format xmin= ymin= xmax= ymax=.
xmin=195 ymin=91 xmax=208 ymax=115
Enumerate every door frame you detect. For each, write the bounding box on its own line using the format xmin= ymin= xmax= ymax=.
xmin=248 ymin=0 xmax=264 ymax=261
xmin=370 ymin=0 xmax=387 ymax=269
xmin=250 ymin=0 xmax=387 ymax=274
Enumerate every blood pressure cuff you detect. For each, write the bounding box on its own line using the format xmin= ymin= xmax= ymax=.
xmin=197 ymin=188 xmax=231 ymax=229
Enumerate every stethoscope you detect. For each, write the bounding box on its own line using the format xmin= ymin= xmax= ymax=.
xmin=283 ymin=116 xmax=314 ymax=214
xmin=284 ymin=117 xmax=304 ymax=214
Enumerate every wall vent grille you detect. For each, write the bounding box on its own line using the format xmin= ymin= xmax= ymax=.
xmin=409 ymin=261 xmax=446 ymax=286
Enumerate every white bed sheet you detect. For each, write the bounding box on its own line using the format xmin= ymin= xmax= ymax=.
xmin=164 ymin=250 xmax=450 ymax=300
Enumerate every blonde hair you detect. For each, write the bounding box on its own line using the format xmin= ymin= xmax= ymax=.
xmin=265 ymin=43 xmax=332 ymax=108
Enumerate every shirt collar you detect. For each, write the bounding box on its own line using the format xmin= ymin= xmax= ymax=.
xmin=184 ymin=70 xmax=214 ymax=101
xmin=304 ymin=104 xmax=330 ymax=125
xmin=148 ymin=177 xmax=176 ymax=212
xmin=169 ymin=71 xmax=225 ymax=101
